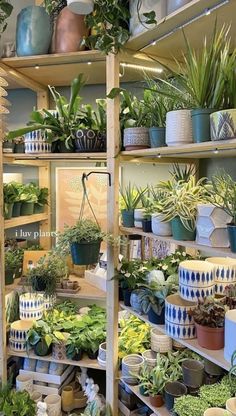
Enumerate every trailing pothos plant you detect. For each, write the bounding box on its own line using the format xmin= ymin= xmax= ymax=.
xmin=0 ymin=384 xmax=36 ymax=416
xmin=84 ymin=0 xmax=156 ymax=55
xmin=118 ymin=315 xmax=150 ymax=359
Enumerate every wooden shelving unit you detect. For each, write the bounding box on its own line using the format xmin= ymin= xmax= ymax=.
xmin=120 ymin=226 xmax=236 ymax=258
xmin=4 ymin=213 xmax=48 ymax=230
xmin=3 ymin=153 xmax=107 ymax=162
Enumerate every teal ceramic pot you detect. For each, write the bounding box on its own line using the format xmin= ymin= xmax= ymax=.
xmin=227 ymin=225 xmax=236 ymax=253
xmin=121 ymin=209 xmax=134 ymax=227
xmin=149 ymin=127 xmax=166 ymax=147
xmin=171 ymin=217 xmax=196 ymax=241
xmin=191 ymin=108 xmax=214 ymax=143
xmin=16 ymin=6 xmax=52 ymax=56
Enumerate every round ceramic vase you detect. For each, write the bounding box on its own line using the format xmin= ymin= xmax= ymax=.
xmin=16 ymin=374 xmax=33 ymax=395
xmin=123 ymin=127 xmax=150 ymax=150
xmin=151 ymin=214 xmax=172 ymax=236
xmin=16 ymin=6 xmax=52 ymax=56
xmin=44 ymin=394 xmax=62 ymax=416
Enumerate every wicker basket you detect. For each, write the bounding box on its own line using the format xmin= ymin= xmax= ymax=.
xmin=166 ymin=110 xmax=193 ymax=146
xmin=151 ymin=328 xmax=172 ymax=353
xmin=122 ymin=354 xmax=144 ymax=385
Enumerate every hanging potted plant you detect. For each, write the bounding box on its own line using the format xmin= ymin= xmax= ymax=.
xmin=189 ymin=297 xmax=227 ymax=350
xmin=57 ymin=218 xmax=105 ymax=266
xmin=120 ymin=183 xmax=145 ymax=228
xmin=34 ymin=187 xmax=49 ymax=214
xmin=206 ymin=171 xmax=236 ymax=253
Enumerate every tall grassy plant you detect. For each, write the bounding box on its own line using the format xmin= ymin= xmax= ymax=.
xmin=206 ymin=171 xmax=236 ymax=224
xmin=120 ymin=183 xmax=145 ymax=211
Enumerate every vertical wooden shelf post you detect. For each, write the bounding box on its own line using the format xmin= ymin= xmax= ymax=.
xmin=106 ymin=53 xmax=120 ymax=414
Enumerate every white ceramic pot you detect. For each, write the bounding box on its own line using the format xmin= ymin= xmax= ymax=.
xmin=179 ymin=282 xmax=214 ymax=302
xmin=179 ymin=260 xmax=215 ymax=287
xmin=165 ymin=320 xmax=196 ymax=339
xmin=130 ymin=0 xmax=166 ymax=36
xmin=226 ymin=398 xmax=236 ymax=415
xmin=166 ymin=110 xmax=193 ymax=146
xmin=67 ymin=0 xmax=94 ymax=14
xmin=19 ymin=293 xmax=44 ymax=321
xmin=206 ymin=257 xmax=236 ymax=283
xmin=165 ymin=293 xmax=197 ymax=325
xmin=9 ymin=338 xmax=27 ymax=352
xmin=204 ymin=408 xmax=228 ymax=416
xmin=122 ymin=354 xmax=144 ymax=385
xmin=151 ymin=328 xmax=172 ymax=352
xmin=224 ymin=310 xmax=236 ymax=363
xmin=151 ymin=214 xmax=172 ymax=236
xmin=44 ymin=394 xmax=62 ymax=416
xmin=123 ymin=127 xmax=150 ymax=150
xmin=134 ymin=209 xmax=145 ymax=228
xmin=16 ymin=374 xmax=33 ymax=395
xmin=10 ymin=320 xmax=33 ymax=341
xmin=98 ymin=342 xmax=106 ymax=362
xmin=210 ymin=109 xmax=236 ymax=141
xmin=31 ymin=391 xmax=42 ymax=403
xmin=142 ymin=350 xmax=157 ymax=370
xmin=167 ymin=0 xmax=191 ymax=14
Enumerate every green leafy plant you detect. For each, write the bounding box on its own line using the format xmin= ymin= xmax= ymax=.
xmin=115 ymin=258 xmax=148 ymax=290
xmin=43 ymin=0 xmax=66 ymax=19
xmin=145 ymin=366 xmax=167 ymax=396
xmin=148 ymin=250 xmax=201 ymax=278
xmin=170 ymin=163 xmax=197 ymax=183
xmin=0 ymin=0 xmax=13 ymax=33
xmin=0 ymin=384 xmax=36 ymax=416
xmin=206 ymin=171 xmax=236 ymax=224
xmin=120 ymin=183 xmax=146 ymax=211
xmin=36 ymin=187 xmax=49 ymax=207
xmin=27 ymin=319 xmax=65 ymax=350
xmin=139 ymin=277 xmax=178 ymax=315
xmin=189 ymin=297 xmax=227 ymax=328
xmin=20 ymin=183 xmax=39 ymax=203
xmin=3 ymin=182 xmax=23 ymax=204
xmin=5 ymin=250 xmax=17 ymax=271
xmin=224 ymin=284 xmax=236 ymax=309
xmin=199 ymin=383 xmax=231 ymax=408
xmin=174 ymin=395 xmax=209 ymax=416
xmin=118 ymin=315 xmax=150 ymax=359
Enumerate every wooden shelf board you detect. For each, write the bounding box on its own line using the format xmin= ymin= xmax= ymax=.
xmin=7 ymin=347 xmax=105 ymax=370
xmin=120 ymin=139 xmax=236 ymax=160
xmin=127 ymin=0 xmax=235 ymax=59
xmin=4 ymin=213 xmax=48 ymax=229
xmin=120 ymin=303 xmax=230 ymax=371
xmin=121 ymin=381 xmax=170 ymax=416
xmin=120 ymin=226 xmax=236 ymax=258
xmin=3 ymin=153 xmax=107 ymax=161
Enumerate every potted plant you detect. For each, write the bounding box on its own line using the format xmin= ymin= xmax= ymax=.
xmin=3 ymin=182 xmax=19 ymax=219
xmin=20 ymin=183 xmax=38 ymax=216
xmin=14 ymin=136 xmax=25 ymax=153
xmin=5 ymin=250 xmax=16 ymax=285
xmin=66 ymin=334 xmax=83 ymax=361
xmin=136 ymin=364 xmax=151 ymax=397
xmin=34 ymin=187 xmax=49 ymax=214
xmin=26 ymin=320 xmax=54 ymax=356
xmin=10 ymin=183 xmax=24 ymax=218
xmin=0 ymin=385 xmax=36 ymax=416
xmin=57 ymin=218 xmax=105 ymax=265
xmin=115 ymin=258 xmax=148 ymax=306
xmin=200 ymin=383 xmax=231 ymax=408
xmin=206 ymin=171 xmax=236 ymax=253
xmin=118 ymin=314 xmax=150 ymax=360
xmin=157 ymin=175 xmax=206 ymax=241
xmin=148 ymin=187 xmax=172 ymax=237
xmin=164 ymin=381 xmax=187 ymax=411
xmin=145 ymin=367 xmax=167 ymax=407
xmin=85 ymin=328 xmax=106 ymax=359
xmin=120 ymin=183 xmax=145 ymax=227
xmin=189 ymin=297 xmax=227 ymax=350
xmin=174 ymin=395 xmax=209 ymax=416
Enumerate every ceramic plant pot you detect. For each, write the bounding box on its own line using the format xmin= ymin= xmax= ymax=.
xmin=151 ymin=214 xmax=172 ymax=236
xmin=206 ymin=257 xmax=236 ymax=294
xmin=12 ymin=202 xmax=22 ymax=217
xmin=165 ymin=294 xmax=197 ymax=325
xmin=5 ymin=266 xmax=15 ymax=285
xmin=10 ymin=320 xmax=33 ymax=342
xmin=191 ymin=109 xmax=214 ymax=143
xmin=148 ymin=307 xmax=165 ymax=325
xmin=204 ymin=409 xmax=229 ymax=416
xmin=167 ymin=0 xmax=191 ymax=14
xmin=227 ymin=224 xmax=236 ymax=253
xmin=67 ymin=0 xmax=94 ymax=14
xmin=121 ymin=209 xmax=135 ymax=227
xmin=195 ymin=323 xmax=224 ymax=350
xmin=210 ymin=109 xmax=236 ymax=141
xmin=151 ymin=328 xmax=172 ymax=353
xmin=34 ymin=340 xmax=51 ymax=356
xmin=123 ymin=288 xmax=132 ymax=307
xmin=196 ymin=204 xmax=231 ymax=247
xmin=3 ymin=141 xmax=14 ymax=153
xmin=21 ymin=202 xmax=34 ymax=216
xmin=171 ymin=217 xmax=196 ymax=241
xmin=179 ymin=260 xmax=215 ymax=302
xmin=123 ymin=127 xmax=150 ymax=150
xmin=70 ymin=240 xmax=101 ymax=265
xmin=44 ymin=394 xmax=62 ymax=416
xmin=51 ymin=7 xmax=89 ymax=53
xmin=165 ymin=321 xmax=196 ymax=340
xmin=24 ymin=130 xmax=51 ymax=154
xmin=164 ymin=381 xmax=187 ymax=411
xmin=204 ymin=359 xmax=223 ymax=376
xmin=149 ymin=127 xmax=166 ymax=148
xmin=142 ymin=218 xmax=152 ymax=232
xmin=34 ymin=204 xmax=44 ymax=214
xmin=9 ymin=339 xmax=27 ymax=352
xmin=16 ymin=374 xmax=33 ymax=396
xmin=149 ymin=394 xmax=164 ymax=407
xmin=98 ymin=342 xmax=106 ymax=362
xmin=134 ymin=209 xmax=145 ymax=228
xmin=226 ymin=397 xmax=236 ymax=415
xmin=14 ymin=143 xmax=25 ymax=153
xmin=4 ymin=203 xmax=13 ymax=219
xmin=31 ymin=391 xmax=42 ymax=403
xmin=166 ymin=110 xmax=193 ymax=146
xmin=142 ymin=350 xmax=157 ymax=370
xmin=122 ymin=354 xmax=144 ymax=385
xmin=130 ymin=289 xmax=144 ymax=313
xmin=19 ymin=293 xmax=44 ymax=321
xmin=16 ymin=6 xmax=52 ymax=56
xmin=87 ymin=349 xmax=98 ymax=359
xmin=182 ymin=359 xmax=204 ymax=388
xmin=224 ymin=310 xmax=236 ymax=363
xmin=74 ymin=129 xmax=106 ymax=152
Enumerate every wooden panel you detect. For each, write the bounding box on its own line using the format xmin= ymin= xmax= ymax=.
xmin=0 ymin=63 xmax=46 ymax=92
xmin=3 ymin=153 xmax=107 ymax=161
xmin=4 ymin=213 xmax=48 ymax=229
xmin=38 ymin=163 xmax=51 ymax=250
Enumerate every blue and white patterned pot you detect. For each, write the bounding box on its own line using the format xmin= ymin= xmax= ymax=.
xmin=130 ymin=290 xmax=144 ymax=313
xmin=10 ymin=320 xmax=33 ymax=341
xmin=9 ymin=338 xmax=27 ymax=352
xmin=24 ymin=130 xmax=51 ymax=154
xmin=179 ymin=283 xmax=215 ymax=302
xmin=215 ymin=282 xmax=230 ymax=295
xmin=165 ymin=320 xmax=196 ymax=339
xmin=20 ymin=293 xmax=44 ymax=310
xmin=206 ymin=257 xmax=236 ymax=283
xmin=179 ymin=260 xmax=215 ymax=287
xmin=165 ymin=294 xmax=197 ymax=325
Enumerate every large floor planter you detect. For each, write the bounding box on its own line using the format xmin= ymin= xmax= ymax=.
xmin=70 ymin=240 xmax=101 ymax=265
xmin=164 ymin=381 xmax=187 ymax=411
xmin=4 ymin=203 xmax=13 ymax=219
xmin=227 ymin=224 xmax=236 ymax=253
xmin=195 ymin=323 xmax=224 ymax=350
xmin=210 ymin=109 xmax=236 ymax=141
xmin=21 ymin=202 xmax=34 ymax=216
xmin=74 ymin=129 xmax=106 ymax=153
xmin=152 ymin=214 xmax=172 ymax=236
xmin=166 ymin=110 xmax=193 ymax=146
xmin=171 ymin=217 xmax=196 ymax=241
xmin=167 ymin=0 xmax=191 ymax=14
xmin=51 ymin=7 xmax=89 ymax=53
xmin=191 ymin=109 xmax=214 ymax=143
xmin=149 ymin=127 xmax=166 ymax=148
xmin=148 ymin=307 xmax=165 ymax=325
xmin=121 ymin=209 xmax=134 ymax=227
xmin=123 ymin=127 xmax=150 ymax=151
xmin=16 ymin=6 xmax=52 ymax=56
xmin=12 ymin=202 xmax=22 ymax=218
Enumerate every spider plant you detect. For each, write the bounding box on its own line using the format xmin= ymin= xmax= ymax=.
xmin=170 ymin=163 xmax=197 ymax=182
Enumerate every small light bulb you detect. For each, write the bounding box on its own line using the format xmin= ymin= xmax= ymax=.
xmin=35 ymin=65 xmax=40 ymax=70
xmin=157 ymin=153 xmax=162 ymax=159
xmin=87 ymin=61 xmax=92 ymax=65
xmin=205 ymin=8 xmax=211 ymax=15
xmin=214 ymin=148 xmax=219 ymax=154
xmin=152 ymin=41 xmax=156 ymax=46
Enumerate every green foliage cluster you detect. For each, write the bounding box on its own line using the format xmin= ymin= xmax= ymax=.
xmin=118 ymin=315 xmax=150 ymax=359
xmin=0 ymin=0 xmax=13 ymax=33
xmin=190 ymin=297 xmax=227 ymax=328
xmin=0 ymin=384 xmax=36 ymax=416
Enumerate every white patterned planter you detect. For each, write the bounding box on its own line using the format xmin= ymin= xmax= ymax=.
xmin=165 ymin=321 xmax=196 ymax=339
xmin=134 ymin=209 xmax=145 ymax=228
xmin=122 ymin=354 xmax=144 ymax=385
xmin=206 ymin=257 xmax=236 ymax=283
xmin=166 ymin=110 xmax=193 ymax=146
xmin=10 ymin=320 xmax=33 ymax=341
xmin=179 ymin=283 xmax=214 ymax=302
xmin=142 ymin=350 xmax=157 ymax=371
xmin=24 ymin=130 xmax=51 ymax=154
xmin=19 ymin=293 xmax=44 ymax=321
xmin=151 ymin=328 xmax=172 ymax=353
xmin=16 ymin=374 xmax=33 ymax=395
xmin=130 ymin=0 xmax=166 ymax=36
xmin=9 ymin=338 xmax=27 ymax=352
xmin=214 ymin=281 xmax=232 ymax=295
xmin=196 ymin=204 xmax=231 ymax=247
xmin=165 ymin=294 xmax=197 ymax=325
xmin=179 ymin=260 xmax=215 ymax=287
xmin=123 ymin=127 xmax=150 ymax=150
xmin=151 ymin=214 xmax=172 ymax=236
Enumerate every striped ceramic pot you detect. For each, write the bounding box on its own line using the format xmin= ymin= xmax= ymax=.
xmin=122 ymin=354 xmax=144 ymax=385
xmin=9 ymin=338 xmax=27 ymax=352
xmin=10 ymin=320 xmax=33 ymax=341
xmin=150 ymin=328 xmax=172 ymax=353
xmin=206 ymin=257 xmax=236 ymax=283
xmin=179 ymin=283 xmax=215 ymax=302
xmin=179 ymin=260 xmax=215 ymax=287
xmin=165 ymin=294 xmax=197 ymax=325
xmin=165 ymin=321 xmax=196 ymax=339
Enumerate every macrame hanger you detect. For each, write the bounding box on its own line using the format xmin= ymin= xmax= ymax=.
xmin=79 ymin=171 xmax=111 ymax=227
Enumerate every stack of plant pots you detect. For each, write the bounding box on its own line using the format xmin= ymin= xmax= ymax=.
xmin=165 ymin=293 xmax=197 ymax=340
xmin=179 ymin=260 xmax=215 ymax=302
xmin=205 ymin=257 xmax=236 ymax=295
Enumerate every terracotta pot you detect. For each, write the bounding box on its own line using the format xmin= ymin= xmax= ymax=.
xmin=195 ymin=323 xmax=224 ymax=350
xmin=149 ymin=394 xmax=164 ymax=407
xmin=51 ymin=7 xmax=88 ymax=53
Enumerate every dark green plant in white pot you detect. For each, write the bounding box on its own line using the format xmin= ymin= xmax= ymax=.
xmin=56 ymin=219 xmax=106 ymax=265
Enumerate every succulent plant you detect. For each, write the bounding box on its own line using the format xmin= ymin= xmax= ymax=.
xmin=199 ymin=383 xmax=231 ymax=408
xmin=189 ymin=297 xmax=227 ymax=328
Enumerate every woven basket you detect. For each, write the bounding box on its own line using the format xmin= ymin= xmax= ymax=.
xmin=151 ymin=328 xmax=172 ymax=353
xmin=122 ymin=354 xmax=144 ymax=385
xmin=166 ymin=110 xmax=193 ymax=146
xmin=142 ymin=350 xmax=157 ymax=370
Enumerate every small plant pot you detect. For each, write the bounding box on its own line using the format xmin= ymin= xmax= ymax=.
xmin=123 ymin=288 xmax=132 ymax=307
xmin=122 ymin=354 xmax=144 ymax=385
xmin=142 ymin=218 xmax=152 ymax=232
xmin=142 ymin=349 xmax=157 ymax=370
xmin=4 ymin=203 xmax=14 ymax=219
xmin=151 ymin=328 xmax=172 ymax=353
xmin=32 ymin=276 xmax=47 ymax=292
xmin=227 ymin=224 xmax=236 ymax=253
xmin=12 ymin=202 xmax=22 ymax=218
xmin=149 ymin=127 xmax=166 ymax=148
xmin=21 ymin=202 xmax=34 ymax=216
xmin=205 ymin=374 xmax=221 ymax=385
xmin=204 ymin=358 xmax=223 ymax=376
xmin=74 ymin=349 xmax=83 ymax=361
xmin=74 ymin=129 xmax=106 ymax=152
xmin=34 ymin=340 xmax=51 ymax=356
xmin=52 ymin=140 xmax=75 ymax=153
xmin=67 ymin=0 xmax=94 ymax=14
xmin=139 ymin=385 xmax=148 ymax=397
xmin=182 ymin=359 xmax=205 ymax=388
xmin=171 ymin=216 xmax=196 ymax=241
xmin=14 ymin=143 xmax=25 ymax=153
xmin=164 ymin=381 xmax=187 ymax=411
xmin=3 ymin=141 xmax=14 ymax=153
xmin=148 ymin=307 xmax=165 ymax=325
xmin=191 ymin=108 xmax=214 ymax=143
xmin=123 ymin=127 xmax=150 ymax=151
xmin=121 ymin=209 xmax=135 ymax=227
xmin=130 ymin=290 xmax=143 ymax=313
xmin=204 ymin=408 xmax=228 ymax=416
xmin=210 ymin=109 xmax=236 ymax=141
xmin=34 ymin=204 xmax=44 ymax=214
xmin=70 ymin=240 xmax=101 ymax=265
xmin=152 ymin=214 xmax=172 ymax=236
xmin=149 ymin=394 xmax=164 ymax=407
xmin=195 ymin=323 xmax=224 ymax=350
xmin=87 ymin=349 xmax=98 ymax=360
xmin=98 ymin=342 xmax=106 ymax=362
xmin=5 ymin=267 xmax=15 ymax=285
